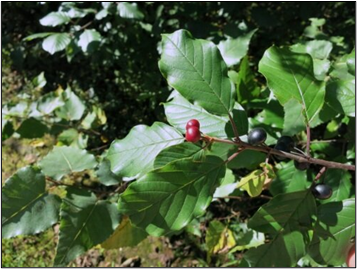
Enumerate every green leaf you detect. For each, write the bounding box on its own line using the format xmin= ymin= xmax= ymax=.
xmin=95 ymin=8 xmax=108 ymax=20
xmin=218 ymin=29 xmax=257 ymax=66
xmin=227 ymin=149 xmax=266 ymax=170
xmin=101 ymin=216 xmax=147 ymax=249
xmin=37 ymin=91 xmax=65 ymax=115
xmin=95 ymin=158 xmax=121 ymax=186
xmin=312 ymin=58 xmax=331 ymax=81
xmin=154 ymin=142 xmax=203 ymax=169
xmin=319 ymin=168 xmax=352 ymax=203
xmin=290 ymin=40 xmax=333 ymax=60
xmin=270 ymin=161 xmax=309 ymax=196
xmin=159 ymin=29 xmax=235 ymax=116
xmin=255 ymin=99 xmax=284 ymax=130
xmin=259 ymin=46 xmax=325 ymax=124
xmin=330 ymin=53 xmax=355 ymax=81
xmin=118 ymin=156 xmax=226 ymax=236
xmin=78 ymin=29 xmax=101 ymax=53
xmin=346 ymin=48 xmax=355 ymax=75
xmin=325 ymin=79 xmax=355 ymax=117
xmin=38 ymin=146 xmax=97 ymax=180
xmin=245 ymin=191 xmax=317 ymax=267
xmin=57 ymin=129 xmax=88 ymax=149
xmin=213 ymin=169 xmax=236 ymax=198
xmin=117 ymin=2 xmax=144 ymax=20
xmin=16 ymin=117 xmax=48 ymax=139
xmin=164 ymin=93 xmax=229 ymax=138
xmin=282 ymin=99 xmax=306 ymax=136
xmin=233 ymin=56 xmax=261 ymax=105
xmin=244 ymin=231 xmax=306 ymax=267
xmin=54 ymin=188 xmax=120 ymax=267
xmin=2 ymin=119 xmax=14 ymax=141
xmin=308 ymin=199 xmax=355 ymax=266
xmin=22 ymin=32 xmax=56 ymax=41
xmin=56 ymin=88 xmax=86 ymax=121
xmin=40 ymin=12 xmax=71 ymax=27
xmin=229 ymin=223 xmax=265 ymax=252
xmin=2 ymin=166 xmax=61 ymax=239
xmin=237 ymin=163 xmax=274 ymax=197
xmin=107 ymin=122 xmax=184 ymax=178
xmin=248 ymin=190 xmax=316 ymax=235
xmin=42 ymin=33 xmax=71 ymax=55
xmin=206 ymin=220 xmax=236 ymax=262
xmin=32 ymin=72 xmax=47 ymax=88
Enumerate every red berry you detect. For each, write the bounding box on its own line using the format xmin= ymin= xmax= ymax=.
xmin=347 ymin=244 xmax=355 ymax=267
xmin=186 ymin=119 xmax=200 ymax=130
xmin=186 ymin=127 xmax=200 ymax=143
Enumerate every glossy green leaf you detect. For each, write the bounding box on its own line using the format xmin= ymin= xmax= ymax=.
xmin=244 ymin=231 xmax=306 ymax=267
xmin=107 ymin=122 xmax=184 ymax=177
xmin=117 ymin=2 xmax=144 ymax=20
xmin=16 ymin=117 xmax=48 ymax=139
xmin=42 ymin=33 xmax=71 ymax=55
xmin=245 ymin=191 xmax=316 ymax=267
xmin=312 ymin=58 xmax=331 ymax=80
xmin=325 ymin=79 xmax=355 ymax=117
xmin=154 ymin=142 xmax=203 ymax=169
xmin=78 ymin=29 xmax=101 ymax=53
xmin=290 ymin=40 xmax=333 ymax=60
xmin=95 ymin=158 xmax=121 ymax=186
xmin=54 ymin=188 xmax=120 ymax=267
xmin=2 ymin=166 xmax=61 ymax=239
xmin=227 ymin=149 xmax=266 ymax=170
xmin=56 ymin=88 xmax=86 ymax=121
xmin=40 ymin=12 xmax=71 ymax=27
xmin=118 ymin=156 xmax=226 ymax=236
xmin=346 ymin=48 xmax=355 ymax=75
xmin=330 ymin=53 xmax=355 ymax=81
xmin=206 ymin=220 xmax=236 ymax=262
xmin=259 ymin=46 xmax=325 ymax=124
xmin=164 ymin=93 xmax=229 ymax=138
xmin=319 ymin=168 xmax=352 ymax=203
xmin=37 ymin=91 xmax=65 ymax=115
xmin=159 ymin=29 xmax=235 ymax=116
xmin=218 ymin=28 xmax=257 ymax=66
xmin=249 ymin=190 xmax=316 ymax=235
xmin=101 ymin=216 xmax=147 ymax=249
xmin=270 ymin=160 xmax=309 ymax=196
xmin=38 ymin=146 xmax=97 ymax=180
xmin=308 ymin=199 xmax=355 ymax=266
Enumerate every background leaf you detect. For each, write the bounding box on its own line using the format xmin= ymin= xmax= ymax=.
xmin=101 ymin=216 xmax=147 ymax=249
xmin=218 ymin=28 xmax=257 ymax=66
xmin=42 ymin=33 xmax=71 ymax=55
xmin=38 ymin=146 xmax=97 ymax=180
xmin=325 ymin=79 xmax=355 ymax=117
xmin=259 ymin=46 xmax=326 ymax=124
xmin=54 ymin=188 xmax=120 ymax=267
xmin=117 ymin=2 xmax=144 ymax=20
xmin=95 ymin=158 xmax=122 ymax=186
xmin=308 ymin=199 xmax=355 ymax=266
xmin=78 ymin=29 xmax=101 ymax=53
xmin=159 ymin=29 xmax=235 ymax=116
xmin=107 ymin=122 xmax=184 ymax=177
xmin=2 ymin=166 xmax=61 ymax=239
xmin=118 ymin=156 xmax=226 ymax=236
xmin=40 ymin=12 xmax=71 ymax=27
xmin=16 ymin=117 xmax=48 ymax=139
xmin=55 ymin=88 xmax=86 ymax=121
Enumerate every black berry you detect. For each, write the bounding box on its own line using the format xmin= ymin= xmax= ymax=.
xmin=294 ymin=160 xmax=310 ymax=170
xmin=248 ymin=128 xmax=267 ymax=145
xmin=274 ymin=143 xmax=290 ymax=160
xmin=277 ymin=136 xmax=294 ymax=148
xmin=311 ymin=184 xmax=333 ymax=200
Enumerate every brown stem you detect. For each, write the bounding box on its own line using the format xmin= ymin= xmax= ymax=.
xmin=228 ymin=113 xmax=241 ymax=142
xmin=306 ymin=123 xmax=311 ymax=157
xmin=208 ymin=136 xmax=355 ymax=171
xmin=314 ymin=167 xmax=327 ymax=182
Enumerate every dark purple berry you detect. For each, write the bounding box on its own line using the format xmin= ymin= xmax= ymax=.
xmin=248 ymin=128 xmax=267 ymax=145
xmin=312 ymin=184 xmax=333 ymax=200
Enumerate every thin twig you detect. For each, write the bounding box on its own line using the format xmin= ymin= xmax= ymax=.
xmin=228 ymin=113 xmax=241 ymax=142
xmin=208 ymin=136 xmax=355 ymax=171
xmin=306 ymin=123 xmax=311 ymax=157
xmin=314 ymin=167 xmax=327 ymax=182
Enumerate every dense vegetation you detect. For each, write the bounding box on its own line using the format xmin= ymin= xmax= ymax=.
xmin=2 ymin=2 xmax=355 ymax=267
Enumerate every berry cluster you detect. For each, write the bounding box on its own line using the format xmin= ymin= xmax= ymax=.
xmin=185 ymin=119 xmax=201 ymax=143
